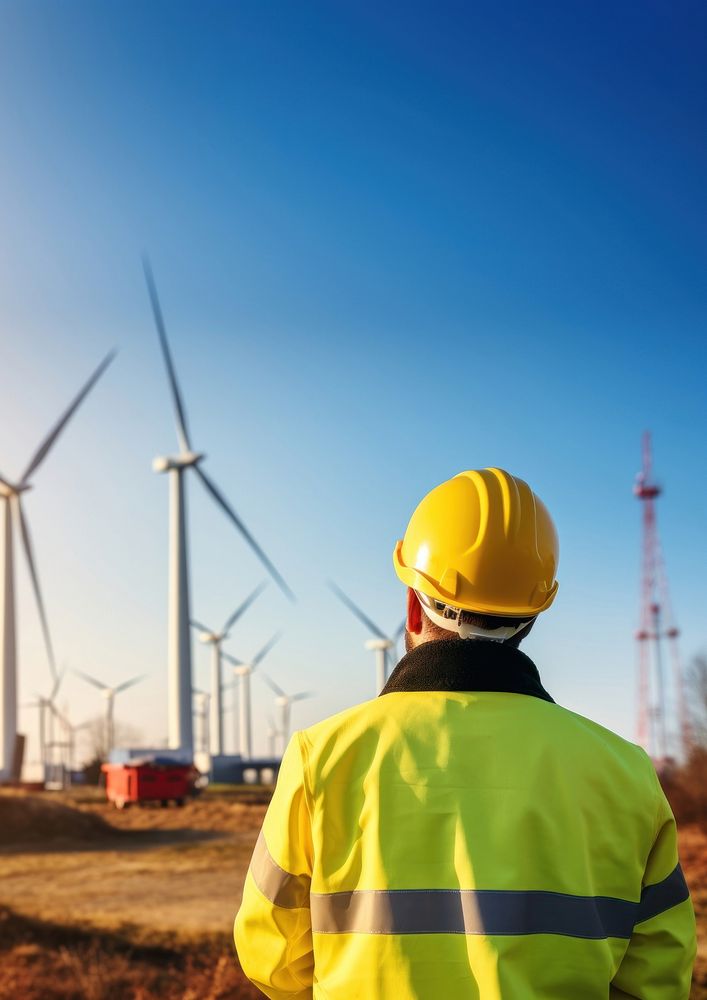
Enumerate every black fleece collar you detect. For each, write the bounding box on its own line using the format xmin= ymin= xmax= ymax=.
xmin=381 ymin=639 xmax=554 ymax=703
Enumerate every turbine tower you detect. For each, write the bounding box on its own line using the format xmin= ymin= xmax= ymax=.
xmin=143 ymin=259 xmax=294 ymax=754
xmin=22 ymin=669 xmax=65 ymax=778
xmin=329 ymin=581 xmax=406 ymax=693
xmin=0 ymin=351 xmax=115 ymax=781
xmin=192 ymin=688 xmax=210 ymax=754
xmin=260 ymin=672 xmax=314 ymax=755
xmin=634 ymin=432 xmax=691 ymax=763
xmin=225 ymin=632 xmax=282 ymax=760
xmin=265 ymin=715 xmax=278 ymax=758
xmin=191 ymin=581 xmax=266 ymax=756
xmin=75 ymin=670 xmax=145 ymax=756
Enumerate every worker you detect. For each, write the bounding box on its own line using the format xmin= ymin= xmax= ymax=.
xmin=234 ymin=468 xmax=696 ymax=998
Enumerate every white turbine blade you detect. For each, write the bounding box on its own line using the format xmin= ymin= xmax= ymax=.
xmin=193 ymin=466 xmax=295 ymax=602
xmin=222 ymin=651 xmax=244 ymax=667
xmin=291 ymin=691 xmax=314 ymax=702
xmin=47 ymin=701 xmax=69 ymax=727
xmin=16 ymin=499 xmax=57 ymax=680
xmin=259 ymin=671 xmax=286 ymax=698
xmin=142 ymin=256 xmax=192 ymax=453
xmin=49 ymin=666 xmax=66 ymax=704
xmin=222 ymin=581 xmax=268 ymax=634
xmin=252 ymin=631 xmax=283 ymax=670
xmin=190 ymin=618 xmax=213 ymax=634
xmin=20 ymin=350 xmax=116 ymax=485
xmin=114 ymin=674 xmax=145 ymax=695
xmin=0 ymin=471 xmax=12 ymax=488
xmin=74 ymin=669 xmax=109 ymax=692
xmin=328 ymin=580 xmax=388 ymax=640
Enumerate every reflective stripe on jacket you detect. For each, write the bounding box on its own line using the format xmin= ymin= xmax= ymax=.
xmin=234 ymin=639 xmax=696 ymax=999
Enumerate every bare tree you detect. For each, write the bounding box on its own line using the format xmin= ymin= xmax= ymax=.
xmin=84 ymin=715 xmax=143 ymax=764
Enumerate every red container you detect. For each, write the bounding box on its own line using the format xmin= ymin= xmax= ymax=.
xmin=101 ymin=761 xmax=195 ymax=809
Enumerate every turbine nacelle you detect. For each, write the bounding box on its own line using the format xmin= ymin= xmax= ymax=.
xmin=199 ymin=630 xmax=224 ymax=644
xmin=0 ymin=481 xmax=32 ymax=499
xmin=365 ymin=638 xmax=394 ymax=652
xmin=152 ymin=452 xmax=204 ymax=473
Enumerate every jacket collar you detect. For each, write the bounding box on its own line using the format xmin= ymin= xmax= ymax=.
xmin=381 ymin=638 xmax=554 ymax=703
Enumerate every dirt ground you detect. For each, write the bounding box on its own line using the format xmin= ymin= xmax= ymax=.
xmin=0 ymin=788 xmax=705 ymax=999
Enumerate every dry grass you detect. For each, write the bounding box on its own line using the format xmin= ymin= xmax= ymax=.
xmin=1 ymin=789 xmax=706 ymax=998
xmin=0 ymin=906 xmax=259 ymax=999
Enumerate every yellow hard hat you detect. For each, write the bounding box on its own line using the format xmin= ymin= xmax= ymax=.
xmin=393 ymin=468 xmax=559 ymax=618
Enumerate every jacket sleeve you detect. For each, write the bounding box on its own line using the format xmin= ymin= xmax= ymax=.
xmin=610 ymin=775 xmax=696 ymax=1000
xmin=234 ymin=733 xmax=314 ymax=999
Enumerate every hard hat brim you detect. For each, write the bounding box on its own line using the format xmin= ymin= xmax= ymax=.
xmin=393 ymin=540 xmax=558 ymax=617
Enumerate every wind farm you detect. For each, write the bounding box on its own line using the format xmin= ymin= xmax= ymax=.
xmin=3 ymin=264 xmax=394 ymax=791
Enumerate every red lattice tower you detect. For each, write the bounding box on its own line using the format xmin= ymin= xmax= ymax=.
xmin=634 ymin=432 xmax=692 ymax=762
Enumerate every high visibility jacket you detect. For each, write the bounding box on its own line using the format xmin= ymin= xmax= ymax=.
xmin=235 ymin=640 xmax=696 ymax=999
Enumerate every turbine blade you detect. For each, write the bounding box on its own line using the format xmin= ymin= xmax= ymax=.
xmin=142 ymin=256 xmax=192 ymax=453
xmin=16 ymin=500 xmax=57 ymax=680
xmin=291 ymin=692 xmax=314 ymax=702
xmin=46 ymin=700 xmax=60 ymax=718
xmin=49 ymin=666 xmax=66 ymax=704
xmin=222 ymin=581 xmax=268 ymax=634
xmin=222 ymin=651 xmax=244 ymax=667
xmin=327 ymin=581 xmax=388 ymax=640
xmin=52 ymin=704 xmax=71 ymax=728
xmin=114 ymin=674 xmax=145 ymax=695
xmin=74 ymin=669 xmax=109 ymax=692
xmin=259 ymin=671 xmax=286 ymax=698
xmin=20 ymin=351 xmax=116 ymax=485
xmin=193 ymin=466 xmax=295 ymax=602
xmin=190 ymin=618 xmax=213 ymax=634
xmin=394 ymin=618 xmax=407 ymax=642
xmin=0 ymin=471 xmax=12 ymax=489
xmin=252 ymin=631 xmax=283 ymax=669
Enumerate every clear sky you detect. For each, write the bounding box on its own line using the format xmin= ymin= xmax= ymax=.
xmin=1 ymin=1 xmax=705 ymax=768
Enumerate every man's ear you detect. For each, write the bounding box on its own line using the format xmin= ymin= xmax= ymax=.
xmin=407 ymin=588 xmax=423 ymax=634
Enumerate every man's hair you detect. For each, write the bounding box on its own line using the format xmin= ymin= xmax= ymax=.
xmin=415 ymin=608 xmax=535 ymax=650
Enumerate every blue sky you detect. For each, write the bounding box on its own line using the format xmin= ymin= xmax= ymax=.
xmin=1 ymin=1 xmax=705 ymax=766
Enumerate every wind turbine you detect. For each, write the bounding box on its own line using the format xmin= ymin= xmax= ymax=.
xmin=0 ymin=351 xmax=115 ymax=780
xmin=260 ymin=673 xmax=314 ymax=755
xmin=74 ymin=670 xmax=145 ymax=757
xmin=21 ymin=668 xmax=65 ymax=778
xmin=143 ymin=259 xmax=294 ymax=754
xmin=328 ymin=581 xmax=406 ymax=694
xmin=191 ymin=581 xmax=266 ymax=757
xmin=265 ymin=715 xmax=278 ymax=758
xmin=46 ymin=700 xmax=92 ymax=776
xmin=224 ymin=632 xmax=282 ymax=760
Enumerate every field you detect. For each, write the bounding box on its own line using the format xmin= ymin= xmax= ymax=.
xmin=0 ymin=788 xmax=705 ymax=999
